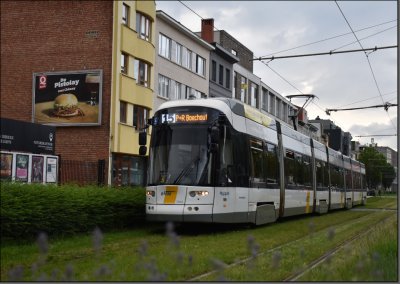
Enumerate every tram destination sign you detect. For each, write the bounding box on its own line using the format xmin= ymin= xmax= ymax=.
xmin=160 ymin=113 xmax=208 ymax=124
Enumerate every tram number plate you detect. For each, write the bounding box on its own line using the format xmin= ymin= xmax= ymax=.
xmin=163 ymin=186 xmax=178 ymax=204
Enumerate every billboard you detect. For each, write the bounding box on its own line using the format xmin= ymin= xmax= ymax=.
xmin=33 ymin=70 xmax=102 ymax=126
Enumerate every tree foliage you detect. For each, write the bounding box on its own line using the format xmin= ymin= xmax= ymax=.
xmin=358 ymin=147 xmax=395 ymax=189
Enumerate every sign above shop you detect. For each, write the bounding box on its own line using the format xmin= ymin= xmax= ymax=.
xmin=0 ymin=118 xmax=55 ymax=155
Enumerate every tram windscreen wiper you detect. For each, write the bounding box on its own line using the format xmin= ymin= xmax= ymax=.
xmin=173 ymin=156 xmax=201 ymax=184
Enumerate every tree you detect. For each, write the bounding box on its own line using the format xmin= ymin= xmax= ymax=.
xmin=358 ymin=147 xmax=395 ymax=189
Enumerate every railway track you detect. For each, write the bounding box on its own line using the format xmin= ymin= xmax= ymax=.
xmin=188 ymin=210 xmax=396 ymax=281
xmin=283 ymin=213 xmax=396 ymax=281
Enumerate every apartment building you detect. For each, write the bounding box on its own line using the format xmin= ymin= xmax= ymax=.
xmin=154 ymin=10 xmax=214 ymax=110
xmin=196 ymin=20 xmax=301 ymax=133
xmin=1 ymin=1 xmax=156 ymax=186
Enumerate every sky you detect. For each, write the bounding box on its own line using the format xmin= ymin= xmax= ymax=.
xmin=155 ymin=1 xmax=398 ymax=151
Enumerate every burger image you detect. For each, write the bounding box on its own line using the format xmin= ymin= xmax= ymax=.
xmin=53 ymin=93 xmax=84 ymax=117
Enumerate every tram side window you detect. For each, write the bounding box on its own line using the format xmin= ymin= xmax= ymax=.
xmin=265 ymin=143 xmax=279 ymax=187
xmin=303 ymin=155 xmax=312 ymax=188
xmin=218 ymin=126 xmax=234 ymax=186
xmin=295 ymin=153 xmax=304 ymax=186
xmin=330 ymin=165 xmax=344 ymax=190
xmin=250 ymin=139 xmax=266 ymax=188
xmin=233 ymin=132 xmax=249 ymax=187
xmin=345 ymin=169 xmax=352 ymax=190
xmin=316 ymin=160 xmax=325 ymax=189
xmin=323 ymin=162 xmax=329 ymax=187
xmin=284 ymin=150 xmax=296 ymax=188
xmin=353 ymin=172 xmax=360 ymax=190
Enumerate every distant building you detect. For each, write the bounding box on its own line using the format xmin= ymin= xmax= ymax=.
xmin=375 ymin=146 xmax=398 ymax=193
xmin=309 ymin=116 xmax=352 ymax=156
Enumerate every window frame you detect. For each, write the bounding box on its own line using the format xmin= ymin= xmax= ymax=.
xmin=121 ymin=52 xmax=128 ymax=74
xmin=120 ymin=101 xmax=127 ymax=124
xmin=225 ymin=68 xmax=230 ymax=89
xmin=134 ymin=59 xmax=150 ymax=87
xmin=158 ymin=74 xmax=170 ymax=99
xmin=158 ymin=33 xmax=171 ymax=59
xmin=122 ymin=3 xmax=129 ymax=25
xmin=195 ymin=55 xmax=205 ymax=76
xmin=136 ymin=12 xmax=151 ymax=41
xmin=133 ymin=104 xmax=149 ymax=131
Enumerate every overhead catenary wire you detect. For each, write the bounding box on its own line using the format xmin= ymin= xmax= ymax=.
xmin=261 ymin=19 xmax=397 ymax=57
xmin=334 ymin=1 xmax=397 ymax=131
xmin=325 ymin=102 xmax=398 ymax=115
xmin=354 ymin=134 xmax=397 ymax=137
xmin=250 ymin=45 xmax=396 ymax=61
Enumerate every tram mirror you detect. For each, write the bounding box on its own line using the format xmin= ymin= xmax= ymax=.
xmin=139 ymin=131 xmax=147 ymax=146
xmin=210 ymin=126 xmax=220 ymax=144
xmin=139 ymin=145 xmax=147 ymax=156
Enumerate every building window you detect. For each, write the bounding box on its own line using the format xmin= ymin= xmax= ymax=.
xmin=250 ymin=82 xmax=258 ymax=108
xmin=182 ymin=47 xmax=192 ymax=70
xmin=120 ymin=101 xmax=127 ymax=123
xmin=196 ymin=55 xmax=205 ymax=76
xmin=171 ymin=80 xmax=182 ymax=100
xmin=282 ymin=103 xmax=288 ymax=122
xmin=211 ymin=60 xmax=216 ymax=82
xmin=136 ymin=12 xmax=151 ymax=41
xmin=121 ymin=53 xmax=128 ymax=74
xmin=268 ymin=93 xmax=275 ymax=115
xmin=262 ymin=89 xmax=268 ymax=111
xmin=112 ymin=154 xmax=146 ymax=186
xmin=225 ymin=68 xmax=230 ymax=89
xmin=175 ymin=42 xmax=182 ymax=65
xmin=122 ymin=3 xmax=129 ymax=25
xmin=218 ymin=64 xmax=224 ymax=85
xmin=159 ymin=33 xmax=171 ymax=59
xmin=240 ymin=76 xmax=246 ymax=103
xmin=134 ymin=59 xmax=150 ymax=87
xmin=133 ymin=105 xmax=149 ymax=130
xmin=231 ymin=49 xmax=237 ymax=56
xmin=158 ymin=74 xmax=170 ymax=99
xmin=276 ymin=99 xmax=281 ymax=118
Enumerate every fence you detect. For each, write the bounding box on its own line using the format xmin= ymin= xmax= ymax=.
xmin=59 ymin=159 xmax=106 ymax=186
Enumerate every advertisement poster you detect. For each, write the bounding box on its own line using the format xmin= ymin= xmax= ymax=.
xmin=16 ymin=154 xmax=29 ymax=182
xmin=33 ymin=70 xmax=102 ymax=126
xmin=0 ymin=153 xmax=13 ymax=181
xmin=31 ymin=156 xmax=44 ymax=183
xmin=46 ymin=157 xmax=57 ymax=183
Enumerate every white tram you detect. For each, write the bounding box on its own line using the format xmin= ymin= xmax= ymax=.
xmin=141 ymin=98 xmax=367 ymax=225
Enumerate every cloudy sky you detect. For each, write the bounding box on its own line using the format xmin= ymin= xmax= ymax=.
xmin=155 ymin=1 xmax=398 ymax=150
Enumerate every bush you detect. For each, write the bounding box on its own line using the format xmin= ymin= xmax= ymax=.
xmin=0 ymin=182 xmax=146 ymax=240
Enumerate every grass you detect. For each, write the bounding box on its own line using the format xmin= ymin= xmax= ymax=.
xmin=1 ymin=197 xmax=397 ymax=281
xmin=198 ymin=211 xmax=395 ymax=281
xmin=365 ymin=196 xmax=398 ymax=209
xmin=297 ymin=213 xmax=398 ymax=281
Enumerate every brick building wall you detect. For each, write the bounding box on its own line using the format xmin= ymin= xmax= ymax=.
xmin=217 ymin=30 xmax=254 ymax=72
xmin=1 ymin=1 xmax=113 ymax=184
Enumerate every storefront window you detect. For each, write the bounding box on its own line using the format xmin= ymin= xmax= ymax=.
xmin=112 ymin=154 xmax=146 ymax=186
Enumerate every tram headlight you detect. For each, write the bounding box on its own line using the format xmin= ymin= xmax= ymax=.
xmin=189 ymin=191 xmax=209 ymax=197
xmin=146 ymin=190 xmax=155 ymax=197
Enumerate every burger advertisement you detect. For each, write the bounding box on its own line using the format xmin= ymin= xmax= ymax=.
xmin=33 ymin=70 xmax=102 ymax=126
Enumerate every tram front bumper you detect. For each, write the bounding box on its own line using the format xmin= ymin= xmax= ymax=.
xmin=146 ymin=204 xmax=213 ymax=222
